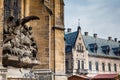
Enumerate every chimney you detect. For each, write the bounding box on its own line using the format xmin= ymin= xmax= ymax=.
xmin=118 ymin=41 xmax=120 ymax=43
xmin=67 ymin=28 xmax=71 ymax=32
xmin=85 ymin=32 xmax=88 ymax=36
xmin=114 ymin=38 xmax=117 ymax=42
xmin=108 ymin=37 xmax=112 ymax=41
xmin=93 ymin=33 xmax=97 ymax=38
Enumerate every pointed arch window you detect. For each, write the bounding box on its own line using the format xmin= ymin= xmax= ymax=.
xmin=4 ymin=0 xmax=21 ymax=20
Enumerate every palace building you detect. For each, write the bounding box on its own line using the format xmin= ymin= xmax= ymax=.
xmin=65 ymin=26 xmax=120 ymax=78
xmin=0 ymin=0 xmax=67 ymax=80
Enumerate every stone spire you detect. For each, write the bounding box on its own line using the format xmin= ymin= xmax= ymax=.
xmin=77 ymin=19 xmax=81 ymax=31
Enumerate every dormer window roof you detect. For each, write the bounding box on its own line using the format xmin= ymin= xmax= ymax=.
xmin=112 ymin=47 xmax=120 ymax=56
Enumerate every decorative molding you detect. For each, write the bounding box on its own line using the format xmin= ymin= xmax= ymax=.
xmin=52 ymin=26 xmax=65 ymax=30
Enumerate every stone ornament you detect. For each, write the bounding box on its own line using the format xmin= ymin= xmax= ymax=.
xmin=3 ymin=16 xmax=40 ymax=65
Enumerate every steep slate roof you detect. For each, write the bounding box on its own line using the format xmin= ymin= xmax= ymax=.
xmin=83 ymin=35 xmax=120 ymax=58
xmin=65 ymin=31 xmax=120 ymax=58
xmin=65 ymin=31 xmax=78 ymax=53
xmin=65 ymin=31 xmax=78 ymax=47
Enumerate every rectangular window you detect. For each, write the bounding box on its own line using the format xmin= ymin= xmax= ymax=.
xmin=81 ymin=60 xmax=84 ymax=69
xmin=78 ymin=60 xmax=80 ymax=69
xmin=66 ymin=60 xmax=69 ymax=69
xmin=89 ymin=61 xmax=92 ymax=70
xmin=108 ymin=63 xmax=111 ymax=72
xmin=102 ymin=63 xmax=105 ymax=71
xmin=114 ymin=64 xmax=117 ymax=72
xmin=95 ymin=62 xmax=99 ymax=71
xmin=77 ymin=43 xmax=83 ymax=52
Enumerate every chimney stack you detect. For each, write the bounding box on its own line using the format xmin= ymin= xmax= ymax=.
xmin=85 ymin=32 xmax=88 ymax=36
xmin=67 ymin=28 xmax=71 ymax=32
xmin=93 ymin=33 xmax=97 ymax=38
xmin=114 ymin=38 xmax=117 ymax=42
xmin=108 ymin=37 xmax=112 ymax=41
xmin=118 ymin=41 xmax=120 ymax=43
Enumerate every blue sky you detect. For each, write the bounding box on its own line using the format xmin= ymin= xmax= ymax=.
xmin=64 ymin=0 xmax=120 ymax=40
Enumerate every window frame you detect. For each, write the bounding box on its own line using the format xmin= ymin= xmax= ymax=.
xmin=95 ymin=62 xmax=99 ymax=71
xmin=89 ymin=61 xmax=92 ymax=70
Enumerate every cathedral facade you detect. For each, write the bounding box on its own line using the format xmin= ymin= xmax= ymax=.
xmin=0 ymin=0 xmax=66 ymax=80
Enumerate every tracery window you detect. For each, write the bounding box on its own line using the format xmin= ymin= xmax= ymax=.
xmin=4 ymin=0 xmax=21 ymax=21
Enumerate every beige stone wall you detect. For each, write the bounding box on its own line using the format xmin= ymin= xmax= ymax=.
xmin=88 ymin=56 xmax=120 ymax=77
xmin=73 ymin=30 xmax=88 ymax=71
xmin=23 ymin=0 xmax=50 ymax=69
xmin=54 ymin=29 xmax=65 ymax=74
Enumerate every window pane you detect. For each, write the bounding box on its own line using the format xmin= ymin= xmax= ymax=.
xmin=78 ymin=60 xmax=80 ymax=69
xmin=89 ymin=61 xmax=92 ymax=70
xmin=66 ymin=60 xmax=69 ymax=69
xmin=108 ymin=63 xmax=111 ymax=71
xmin=82 ymin=61 xmax=84 ymax=69
xmin=114 ymin=64 xmax=117 ymax=72
xmin=102 ymin=63 xmax=105 ymax=71
xmin=96 ymin=62 xmax=99 ymax=71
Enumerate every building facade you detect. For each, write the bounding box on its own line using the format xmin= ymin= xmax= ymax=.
xmin=0 ymin=0 xmax=67 ymax=80
xmin=65 ymin=26 xmax=120 ymax=78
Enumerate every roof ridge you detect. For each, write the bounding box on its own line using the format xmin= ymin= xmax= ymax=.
xmin=65 ymin=31 xmax=77 ymax=35
xmin=82 ymin=35 xmax=119 ymax=44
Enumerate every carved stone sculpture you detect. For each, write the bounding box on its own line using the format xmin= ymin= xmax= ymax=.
xmin=3 ymin=16 xmax=40 ymax=66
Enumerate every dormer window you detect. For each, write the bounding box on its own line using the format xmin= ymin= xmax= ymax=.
xmin=89 ymin=43 xmax=98 ymax=53
xmin=112 ymin=47 xmax=120 ymax=56
xmin=77 ymin=43 xmax=84 ymax=52
xmin=101 ymin=45 xmax=110 ymax=55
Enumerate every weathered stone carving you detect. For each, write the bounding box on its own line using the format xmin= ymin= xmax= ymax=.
xmin=3 ymin=16 xmax=39 ymax=66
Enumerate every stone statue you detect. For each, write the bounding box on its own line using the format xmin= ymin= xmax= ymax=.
xmin=3 ymin=16 xmax=40 ymax=63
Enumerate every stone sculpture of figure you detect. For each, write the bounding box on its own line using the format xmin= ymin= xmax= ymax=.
xmin=3 ymin=16 xmax=40 ymax=60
